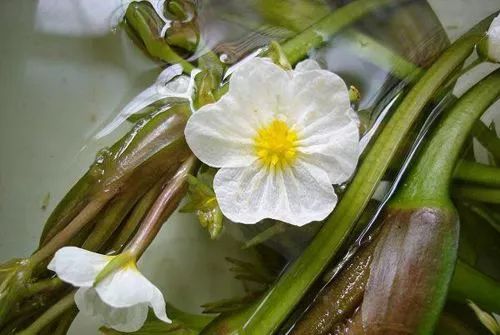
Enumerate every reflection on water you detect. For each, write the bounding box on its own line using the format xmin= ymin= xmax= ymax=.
xmin=0 ymin=0 xmax=500 ymax=334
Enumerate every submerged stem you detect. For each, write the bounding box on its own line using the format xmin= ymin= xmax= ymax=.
xmin=126 ymin=156 xmax=197 ymax=258
xmin=109 ymin=178 xmax=167 ymax=253
xmin=16 ymin=292 xmax=75 ymax=335
xmin=30 ymin=192 xmax=115 ymax=265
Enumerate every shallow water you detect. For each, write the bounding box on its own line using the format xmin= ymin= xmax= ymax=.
xmin=0 ymin=0 xmax=499 ymax=334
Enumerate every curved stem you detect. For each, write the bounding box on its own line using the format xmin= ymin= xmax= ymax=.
xmin=454 ymin=160 xmax=500 ymax=187
xmin=126 ymin=156 xmax=197 ymax=258
xmin=393 ymin=69 xmax=500 ymax=207
xmin=16 ymin=292 xmax=75 ymax=335
xmin=240 ymin=13 xmax=495 ymax=335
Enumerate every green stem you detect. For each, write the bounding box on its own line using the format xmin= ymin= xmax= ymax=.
xmin=30 ymin=192 xmax=115 ymax=265
xmin=81 ymin=190 xmax=143 ymax=252
xmin=109 ymin=178 xmax=167 ymax=253
xmin=53 ymin=308 xmax=78 ymax=335
xmin=279 ymin=0 xmax=399 ymax=65
xmin=449 ymin=260 xmax=500 ymax=314
xmin=453 ymin=185 xmax=500 ymax=204
xmin=242 ymin=222 xmax=287 ymax=249
xmin=343 ymin=29 xmax=423 ymax=81
xmin=454 ymin=160 xmax=500 ymax=187
xmin=24 ymin=278 xmax=64 ymax=297
xmin=16 ymin=292 xmax=75 ymax=335
xmin=126 ymin=156 xmax=197 ymax=258
xmin=240 ymin=12 xmax=495 ymax=335
xmin=393 ymin=69 xmax=500 ymax=207
xmin=39 ymin=173 xmax=94 ymax=247
xmin=472 ymin=120 xmax=500 ymax=163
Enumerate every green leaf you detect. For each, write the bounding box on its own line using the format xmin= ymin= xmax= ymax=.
xmin=180 ymin=170 xmax=223 ymax=239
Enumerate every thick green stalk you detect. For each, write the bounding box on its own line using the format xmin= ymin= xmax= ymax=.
xmin=393 ymin=69 xmax=500 ymax=207
xmin=236 ymin=16 xmax=492 ymax=335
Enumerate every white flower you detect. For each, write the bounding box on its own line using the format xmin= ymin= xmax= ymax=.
xmin=48 ymin=247 xmax=170 ymax=332
xmin=185 ymin=58 xmax=359 ymax=226
xmin=487 ymin=13 xmax=500 ymax=63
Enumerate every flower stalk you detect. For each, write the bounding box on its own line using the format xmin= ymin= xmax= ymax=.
xmin=125 ymin=155 xmax=198 ymax=258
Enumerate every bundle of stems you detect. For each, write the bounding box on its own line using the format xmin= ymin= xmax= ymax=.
xmin=1 ymin=0 xmax=499 ymax=334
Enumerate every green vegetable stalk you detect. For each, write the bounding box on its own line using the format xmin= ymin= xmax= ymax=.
xmin=358 ymin=69 xmax=500 ymax=334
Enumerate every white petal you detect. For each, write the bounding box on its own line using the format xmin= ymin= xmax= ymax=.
xmin=295 ymin=59 xmax=322 ymax=72
xmin=75 ymin=287 xmax=148 ymax=333
xmin=185 ymin=57 xmax=297 ymax=169
xmin=298 ymin=111 xmax=360 ymax=184
xmin=185 ymin=96 xmax=259 ymax=168
xmin=213 ymin=161 xmax=337 ymax=226
xmin=95 ymin=267 xmax=171 ymax=324
xmin=288 ymin=67 xmax=351 ymax=126
xmin=228 ymin=57 xmax=290 ymax=116
xmin=487 ymin=14 xmax=500 ymax=62
xmin=48 ymin=247 xmax=110 ymax=287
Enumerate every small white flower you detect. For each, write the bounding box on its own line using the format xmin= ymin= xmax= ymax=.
xmin=185 ymin=57 xmax=359 ymax=226
xmin=48 ymin=247 xmax=170 ymax=332
xmin=487 ymin=14 xmax=500 ymax=63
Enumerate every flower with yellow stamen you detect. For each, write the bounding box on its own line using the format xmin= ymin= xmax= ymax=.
xmin=185 ymin=58 xmax=359 ymax=226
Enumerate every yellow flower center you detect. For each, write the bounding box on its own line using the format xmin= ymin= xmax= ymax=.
xmin=254 ymin=119 xmax=298 ymax=170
